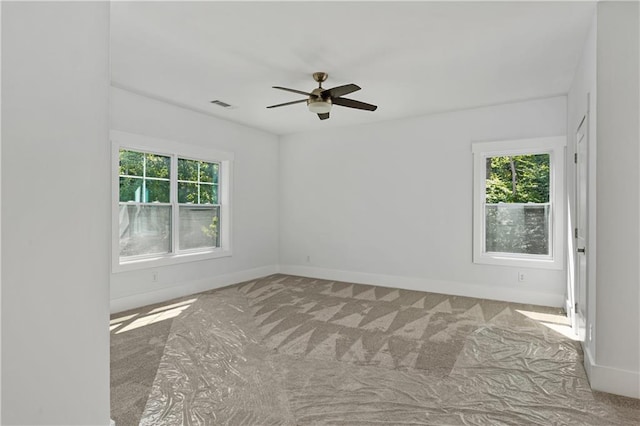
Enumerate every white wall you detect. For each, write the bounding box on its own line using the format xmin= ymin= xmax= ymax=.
xmin=2 ymin=3 xmax=111 ymax=425
xmin=110 ymin=88 xmax=280 ymax=313
xmin=0 ymin=4 xmax=3 ymax=421
xmin=590 ymin=1 xmax=639 ymax=398
xmin=567 ymin=8 xmax=598 ymax=366
xmin=280 ymin=96 xmax=567 ymax=307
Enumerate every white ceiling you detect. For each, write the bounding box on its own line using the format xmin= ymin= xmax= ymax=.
xmin=110 ymin=1 xmax=596 ymax=136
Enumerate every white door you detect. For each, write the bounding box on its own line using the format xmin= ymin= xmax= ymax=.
xmin=575 ymin=115 xmax=588 ymax=341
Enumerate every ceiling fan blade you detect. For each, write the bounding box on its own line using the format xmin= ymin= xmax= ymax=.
xmin=317 ymin=112 xmax=330 ymax=120
xmin=332 ymin=97 xmax=377 ymax=111
xmin=322 ymin=83 xmax=361 ymax=99
xmin=273 ymin=86 xmax=314 ymax=97
xmin=266 ymin=99 xmax=307 ymax=109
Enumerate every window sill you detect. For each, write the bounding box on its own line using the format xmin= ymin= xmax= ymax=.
xmin=112 ymin=249 xmax=232 ymax=273
xmin=474 ymin=253 xmax=562 ymax=270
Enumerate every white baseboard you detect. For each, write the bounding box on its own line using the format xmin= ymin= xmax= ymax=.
xmin=111 ymin=264 xmax=563 ymax=313
xmin=110 ymin=265 xmax=279 ymax=313
xmin=279 ymin=265 xmax=564 ymax=307
xmin=584 ymin=347 xmax=640 ymax=399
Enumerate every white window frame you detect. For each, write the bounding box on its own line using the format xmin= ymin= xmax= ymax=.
xmin=472 ymin=136 xmax=565 ymax=270
xmin=111 ymin=130 xmax=233 ymax=273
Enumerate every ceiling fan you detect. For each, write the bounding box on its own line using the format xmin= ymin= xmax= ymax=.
xmin=267 ymin=72 xmax=377 ymax=120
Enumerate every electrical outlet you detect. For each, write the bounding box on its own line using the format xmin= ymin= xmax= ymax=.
xmin=518 ymin=271 xmax=525 ymax=282
xmin=152 ymin=271 xmax=158 ymax=282
xmin=306 ymin=255 xmax=311 ymax=263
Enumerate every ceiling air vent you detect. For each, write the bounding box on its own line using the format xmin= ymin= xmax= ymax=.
xmin=210 ymin=100 xmax=234 ymax=108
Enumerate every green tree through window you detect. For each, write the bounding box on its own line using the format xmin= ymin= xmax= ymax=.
xmin=485 ymin=154 xmax=551 ymax=256
xmin=485 ymin=154 xmax=550 ymax=203
xmin=118 ymin=149 xmax=221 ymax=259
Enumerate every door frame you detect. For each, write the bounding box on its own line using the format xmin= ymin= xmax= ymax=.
xmin=572 ymin=112 xmax=588 ymax=342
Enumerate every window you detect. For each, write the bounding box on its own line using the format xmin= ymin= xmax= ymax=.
xmin=177 ymin=159 xmax=220 ymax=251
xmin=472 ymin=137 xmax=565 ymax=269
xmin=112 ymin=131 xmax=233 ymax=271
xmin=119 ymin=151 xmax=172 ymax=258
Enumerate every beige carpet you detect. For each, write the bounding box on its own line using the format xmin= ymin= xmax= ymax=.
xmin=111 ymin=274 xmax=640 ymax=425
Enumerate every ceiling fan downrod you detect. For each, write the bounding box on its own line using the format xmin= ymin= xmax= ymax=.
xmin=312 ymin=72 xmax=328 ymax=88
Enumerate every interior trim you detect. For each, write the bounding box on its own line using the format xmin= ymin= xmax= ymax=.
xmin=110 ymin=264 xmax=279 ymax=314
xmin=279 ymin=265 xmax=564 ymax=307
xmin=584 ymin=346 xmax=640 ymax=399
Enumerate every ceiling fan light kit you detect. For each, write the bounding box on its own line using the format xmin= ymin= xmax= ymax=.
xmin=307 ymin=98 xmax=332 ymax=114
xmin=267 ymin=72 xmax=377 ymax=121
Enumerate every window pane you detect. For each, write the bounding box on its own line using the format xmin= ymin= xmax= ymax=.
xmin=178 ymin=158 xmax=198 ymax=182
xmin=145 ymin=153 xmax=170 ymax=179
xmin=119 ymin=177 xmax=143 ymax=202
xmin=211 ymin=184 xmax=218 ymax=204
xmin=119 ymin=204 xmax=171 ymax=258
xmin=200 ymin=161 xmax=218 ymax=182
xmin=178 ymin=182 xmax=198 ymax=203
xmin=213 ymin=163 xmax=219 ymax=184
xmin=485 ymin=154 xmax=550 ymax=203
xmin=485 ymin=204 xmax=550 ymax=255
xmin=197 ymin=183 xmax=218 ymax=204
xmin=119 ymin=150 xmax=143 ymax=176
xmin=178 ymin=206 xmax=219 ymax=250
xmin=146 ymin=180 xmax=170 ymax=203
